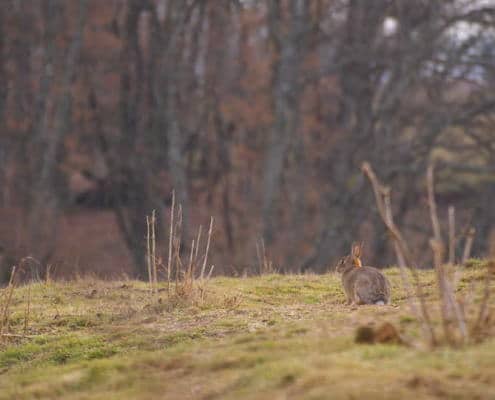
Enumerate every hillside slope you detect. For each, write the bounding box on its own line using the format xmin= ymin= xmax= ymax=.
xmin=1 ymin=265 xmax=494 ymax=399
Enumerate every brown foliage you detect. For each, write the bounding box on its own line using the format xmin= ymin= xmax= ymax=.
xmin=0 ymin=1 xmax=494 ymax=280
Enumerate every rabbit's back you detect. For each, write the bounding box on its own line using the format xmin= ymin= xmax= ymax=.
xmin=342 ymin=266 xmax=390 ymax=305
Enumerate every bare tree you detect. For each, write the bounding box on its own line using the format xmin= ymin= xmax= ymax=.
xmin=304 ymin=0 xmax=495 ymax=270
xmin=262 ymin=0 xmax=310 ymax=249
xmin=27 ymin=0 xmax=88 ymax=271
xmin=0 ymin=0 xmax=494 ymax=278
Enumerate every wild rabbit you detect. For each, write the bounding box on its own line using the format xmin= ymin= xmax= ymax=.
xmin=335 ymin=244 xmax=391 ymax=305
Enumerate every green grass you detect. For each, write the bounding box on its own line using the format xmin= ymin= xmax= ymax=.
xmin=0 ymin=262 xmax=494 ymax=399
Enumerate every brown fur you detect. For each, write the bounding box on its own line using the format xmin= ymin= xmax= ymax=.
xmin=336 ymin=255 xmax=391 ymax=305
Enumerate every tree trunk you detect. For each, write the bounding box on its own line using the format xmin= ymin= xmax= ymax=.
xmin=28 ymin=0 xmax=87 ymax=272
xmin=262 ymin=0 xmax=308 ymax=247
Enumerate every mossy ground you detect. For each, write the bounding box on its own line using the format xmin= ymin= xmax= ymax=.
xmin=1 ymin=262 xmax=494 ymax=399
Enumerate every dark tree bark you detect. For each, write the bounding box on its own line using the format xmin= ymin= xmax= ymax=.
xmin=110 ymin=0 xmax=163 ymax=278
xmin=0 ymin=3 xmax=8 ymax=207
xmin=262 ymin=0 xmax=309 ymax=248
xmin=27 ymin=0 xmax=88 ymax=272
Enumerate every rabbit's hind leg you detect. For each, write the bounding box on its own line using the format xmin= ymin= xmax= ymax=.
xmin=353 ymin=286 xmax=366 ymax=305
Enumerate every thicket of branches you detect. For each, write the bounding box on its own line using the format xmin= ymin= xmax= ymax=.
xmin=1 ymin=0 xmax=495 ymax=279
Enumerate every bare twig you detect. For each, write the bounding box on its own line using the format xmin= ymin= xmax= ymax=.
xmin=146 ymin=210 xmax=158 ymax=296
xmin=472 ymin=260 xmax=494 ymax=336
xmin=383 ymin=191 xmax=406 ymax=268
xmin=174 ymin=205 xmax=183 ymax=291
xmin=256 ymin=241 xmax=263 ymax=275
xmin=167 ymin=191 xmax=175 ymax=294
xmin=361 ymin=164 xmax=415 ymax=265
xmin=194 ymin=225 xmax=202 ymax=265
xmin=187 ymin=238 xmax=195 ymax=292
xmin=448 ymin=206 xmax=456 ymax=265
xmin=454 ymin=227 xmax=476 ymax=289
xmin=46 ymin=264 xmax=53 ymax=284
xmin=0 ymin=266 xmax=17 ymax=338
xmin=206 ymin=265 xmax=215 ymax=280
xmin=426 ymin=165 xmax=445 ymax=268
xmin=152 ymin=191 xmax=216 ymax=302
xmin=200 ymin=217 xmax=214 ymax=280
xmin=146 ymin=215 xmax=153 ymax=293
xmin=24 ymin=284 xmax=31 ymax=334
xmin=151 ymin=210 xmax=157 ymax=293
xmin=257 ymin=238 xmax=274 ymax=274
xmin=362 ymin=162 xmax=436 ymax=346
xmin=430 ymin=238 xmax=454 ymax=344
xmin=444 ymin=277 xmax=468 ymax=341
xmin=427 ymin=162 xmax=467 ymax=344
xmin=462 ymin=228 xmax=476 ymax=265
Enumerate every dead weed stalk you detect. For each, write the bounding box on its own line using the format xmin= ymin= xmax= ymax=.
xmin=145 ymin=192 xmax=215 ymax=305
xmin=362 ymin=161 xmax=492 ymax=347
xmin=256 ymin=238 xmax=276 ymax=275
xmin=0 ymin=266 xmax=17 ymax=340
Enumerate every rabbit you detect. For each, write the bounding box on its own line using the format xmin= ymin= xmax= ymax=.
xmin=335 ymin=244 xmax=391 ymax=305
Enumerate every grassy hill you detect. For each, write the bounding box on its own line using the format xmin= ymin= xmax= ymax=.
xmin=1 ymin=263 xmax=494 ymax=399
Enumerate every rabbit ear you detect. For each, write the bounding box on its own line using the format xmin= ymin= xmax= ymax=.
xmin=351 ymin=242 xmax=363 ymax=267
xmin=351 ymin=242 xmax=361 ymax=258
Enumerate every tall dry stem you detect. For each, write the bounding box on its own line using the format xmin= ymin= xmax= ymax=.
xmin=46 ymin=264 xmax=53 ymax=284
xmin=0 ymin=266 xmax=17 ymax=338
xmin=24 ymin=284 xmax=31 ymax=334
xmin=471 ymin=260 xmax=494 ymax=336
xmin=146 ymin=210 xmax=158 ymax=296
xmin=454 ymin=227 xmax=476 ymax=288
xmin=195 ymin=225 xmax=202 ymax=265
xmin=427 ymin=162 xmax=467 ymax=344
xmin=462 ymin=228 xmax=475 ymax=265
xmin=448 ymin=206 xmax=456 ymax=265
xmin=174 ymin=205 xmax=183 ymax=291
xmin=362 ymin=162 xmax=436 ymax=346
xmin=151 ymin=210 xmax=157 ymax=293
xmin=146 ymin=215 xmax=153 ymax=292
xmin=167 ymin=191 xmax=175 ymax=294
xmin=256 ymin=238 xmax=274 ymax=274
xmin=200 ymin=217 xmax=214 ymax=280
xmin=146 ymin=191 xmax=215 ymax=302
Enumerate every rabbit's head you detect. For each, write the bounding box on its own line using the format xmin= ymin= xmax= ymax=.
xmin=335 ymin=256 xmax=352 ymax=273
xmin=336 ymin=242 xmax=363 ymax=273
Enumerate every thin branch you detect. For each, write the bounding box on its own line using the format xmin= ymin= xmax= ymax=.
xmin=362 ymin=162 xmax=436 ymax=346
xmin=146 ymin=215 xmax=153 ymax=293
xmin=448 ymin=206 xmax=455 ymax=265
xmin=151 ymin=209 xmax=157 ymax=293
xmin=462 ymin=228 xmax=476 ymax=265
xmin=194 ymin=225 xmax=202 ymax=265
xmin=471 ymin=260 xmax=493 ymax=336
xmin=427 ymin=162 xmax=443 ymax=251
xmin=0 ymin=266 xmax=17 ymax=338
xmin=426 ymin=162 xmax=468 ymax=343
xmin=167 ymin=190 xmax=175 ymax=295
xmin=200 ymin=217 xmax=214 ymax=280
xmin=24 ymin=284 xmax=31 ymax=334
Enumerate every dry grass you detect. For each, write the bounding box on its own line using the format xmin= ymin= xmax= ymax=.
xmin=0 ymin=262 xmax=494 ymax=399
xmin=144 ymin=194 xmax=215 ymax=306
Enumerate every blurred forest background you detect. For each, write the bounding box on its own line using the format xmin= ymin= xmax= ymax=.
xmin=1 ymin=0 xmax=495 ymax=281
